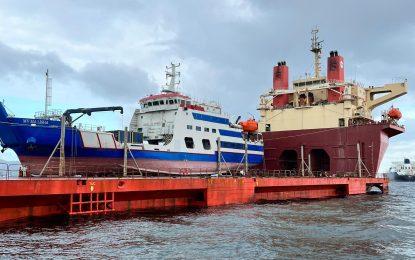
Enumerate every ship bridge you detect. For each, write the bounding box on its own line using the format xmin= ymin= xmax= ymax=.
xmin=130 ymin=63 xmax=222 ymax=142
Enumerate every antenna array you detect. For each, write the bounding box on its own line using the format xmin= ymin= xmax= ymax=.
xmin=45 ymin=69 xmax=52 ymax=115
xmin=164 ymin=63 xmax=181 ymax=92
xmin=310 ymin=28 xmax=323 ymax=78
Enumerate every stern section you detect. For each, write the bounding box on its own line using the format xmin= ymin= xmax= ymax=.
xmin=262 ymin=123 xmax=404 ymax=176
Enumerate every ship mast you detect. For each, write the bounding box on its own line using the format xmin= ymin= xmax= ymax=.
xmin=164 ymin=62 xmax=181 ymax=92
xmin=310 ymin=28 xmax=323 ymax=78
xmin=44 ymin=69 xmax=52 ymax=117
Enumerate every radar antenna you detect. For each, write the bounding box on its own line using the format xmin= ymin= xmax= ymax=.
xmin=164 ymin=62 xmax=181 ymax=92
xmin=44 ymin=69 xmax=52 ymax=116
xmin=310 ymin=28 xmax=323 ymax=78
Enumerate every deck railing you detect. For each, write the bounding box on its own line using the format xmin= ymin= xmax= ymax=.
xmin=0 ymin=163 xmax=22 ymax=180
xmin=0 ymin=162 xmax=383 ymax=180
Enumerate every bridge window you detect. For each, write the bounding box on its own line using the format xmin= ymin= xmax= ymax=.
xmin=265 ymin=124 xmax=271 ymax=132
xmin=196 ymin=126 xmax=201 ymax=131
xmin=185 ymin=137 xmax=194 ymax=149
xmin=202 ymin=139 xmax=211 ymax=150
xmin=153 ymin=101 xmax=159 ymax=106
xmin=160 ymin=100 xmax=164 ymax=105
xmin=212 ymin=129 xmax=217 ymax=133
xmin=187 ymin=125 xmax=193 ymax=130
xmin=169 ymin=100 xmax=174 ymax=104
xmin=204 ymin=127 xmax=209 ymax=132
xmin=174 ymin=99 xmax=178 ymax=104
xmin=148 ymin=102 xmax=153 ymax=107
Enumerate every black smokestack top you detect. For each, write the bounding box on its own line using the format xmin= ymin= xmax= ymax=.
xmin=330 ymin=51 xmax=334 ymax=57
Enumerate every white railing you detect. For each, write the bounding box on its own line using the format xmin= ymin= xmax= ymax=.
xmin=77 ymin=123 xmax=106 ymax=132
xmin=34 ymin=109 xmax=63 ymax=119
xmin=0 ymin=163 xmax=21 ymax=180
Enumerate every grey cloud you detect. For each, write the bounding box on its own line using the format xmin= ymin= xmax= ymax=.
xmin=0 ymin=42 xmax=74 ymax=78
xmin=79 ymin=62 xmax=157 ymax=102
xmin=0 ymin=42 xmax=156 ymax=103
xmin=0 ymin=0 xmax=414 ymax=113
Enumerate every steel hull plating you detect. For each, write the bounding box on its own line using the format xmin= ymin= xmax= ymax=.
xmin=18 ymin=156 xmax=247 ymax=175
xmin=0 ymin=121 xmax=262 ymax=175
xmin=393 ymin=174 xmax=415 ymax=182
xmin=0 ymin=177 xmax=388 ymax=224
xmin=262 ymin=123 xmax=404 ymax=175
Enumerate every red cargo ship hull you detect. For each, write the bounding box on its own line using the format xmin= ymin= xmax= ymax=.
xmin=262 ymin=122 xmax=404 ymax=175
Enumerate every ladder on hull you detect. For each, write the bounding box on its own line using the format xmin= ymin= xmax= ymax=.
xmin=69 ymin=192 xmax=114 ymax=215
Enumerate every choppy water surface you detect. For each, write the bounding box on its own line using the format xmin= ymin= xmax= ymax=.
xmin=0 ymin=182 xmax=414 ymax=259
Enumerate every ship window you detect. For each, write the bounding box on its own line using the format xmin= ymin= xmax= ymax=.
xmin=174 ymin=99 xmax=178 ymax=103
xmin=265 ymin=124 xmax=271 ymax=132
xmin=339 ymin=118 xmax=345 ymax=127
xmin=140 ymin=116 xmax=143 ymax=119
xmin=187 ymin=125 xmax=193 ymax=130
xmin=148 ymin=102 xmax=153 ymax=107
xmin=160 ymin=100 xmax=165 ymax=105
xmin=204 ymin=127 xmax=209 ymax=132
xmin=202 ymin=139 xmax=211 ymax=150
xmin=169 ymin=100 xmax=174 ymax=104
xmin=185 ymin=137 xmax=194 ymax=149
xmin=153 ymin=101 xmax=159 ymax=106
xmin=196 ymin=126 xmax=201 ymax=131
xmin=212 ymin=129 xmax=217 ymax=133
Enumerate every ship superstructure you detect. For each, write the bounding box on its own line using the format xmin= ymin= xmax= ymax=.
xmin=259 ymin=29 xmax=407 ymax=176
xmin=389 ymin=158 xmax=415 ymax=181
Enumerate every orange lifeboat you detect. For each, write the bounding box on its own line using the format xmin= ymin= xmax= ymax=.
xmin=238 ymin=118 xmax=258 ymax=133
xmin=388 ymin=107 xmax=402 ymax=120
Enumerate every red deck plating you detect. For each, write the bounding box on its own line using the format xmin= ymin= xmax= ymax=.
xmin=0 ymin=177 xmax=388 ymax=223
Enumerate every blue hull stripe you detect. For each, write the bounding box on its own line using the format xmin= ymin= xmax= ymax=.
xmin=128 ymin=150 xmax=262 ymax=164
xmin=219 ymin=129 xmax=242 ymax=138
xmin=192 ymin=112 xmax=229 ymax=125
xmin=220 ymin=141 xmax=263 ymax=152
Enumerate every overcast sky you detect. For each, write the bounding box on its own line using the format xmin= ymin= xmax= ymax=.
xmin=0 ymin=0 xmax=413 ymax=171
